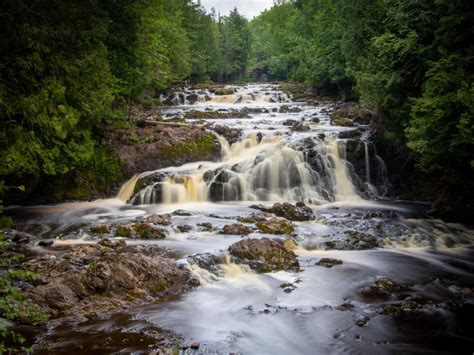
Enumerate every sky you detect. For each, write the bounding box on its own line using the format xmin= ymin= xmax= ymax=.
xmin=199 ymin=0 xmax=274 ymax=19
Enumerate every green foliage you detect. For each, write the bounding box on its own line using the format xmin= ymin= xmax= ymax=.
xmin=218 ymin=8 xmax=252 ymax=81
xmin=0 ymin=232 xmax=48 ymax=352
xmin=250 ymin=0 xmax=474 ymax=173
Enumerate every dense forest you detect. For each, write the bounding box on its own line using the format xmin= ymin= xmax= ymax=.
xmin=249 ymin=0 xmax=474 ymax=174
xmin=0 ymin=1 xmax=253 ymax=206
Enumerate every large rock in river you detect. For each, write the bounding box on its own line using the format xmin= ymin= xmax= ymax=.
xmin=271 ymin=202 xmax=314 ymax=221
xmin=256 ymin=217 xmax=294 ymax=235
xmin=228 ymin=237 xmax=299 ymax=273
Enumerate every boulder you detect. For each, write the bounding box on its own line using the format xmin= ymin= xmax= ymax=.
xmin=338 ymin=129 xmax=362 ymax=139
xmin=145 ymin=213 xmax=172 ymax=225
xmin=291 ymin=122 xmax=310 ymax=132
xmin=256 ymin=217 xmax=294 ymax=235
xmin=322 ymin=230 xmax=380 ymax=250
xmin=176 ymin=224 xmax=192 ymax=233
xmin=330 ymin=116 xmax=354 ymax=127
xmin=132 ymin=222 xmax=167 ymax=239
xmin=89 ymin=224 xmax=110 ymax=234
xmin=186 ymin=93 xmax=199 ymax=104
xmin=172 ymin=209 xmax=193 ymax=216
xmin=221 ymin=223 xmax=253 ymax=235
xmin=271 ymin=202 xmax=314 ymax=221
xmin=282 ymin=119 xmax=298 ymax=126
xmin=359 ymin=277 xmax=408 ymax=299
xmin=187 ymin=252 xmax=222 ymax=275
xmin=28 ymin=283 xmax=78 ymax=314
xmin=228 ymin=238 xmax=299 ymax=272
xmin=115 ymin=224 xmax=133 ymax=238
xmin=212 ymin=125 xmax=242 ymax=145
xmin=197 ymin=222 xmax=214 ymax=232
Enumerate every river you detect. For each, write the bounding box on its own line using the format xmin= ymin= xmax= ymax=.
xmin=11 ymin=84 xmax=474 ymax=354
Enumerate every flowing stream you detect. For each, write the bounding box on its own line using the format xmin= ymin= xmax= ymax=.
xmin=11 ymin=84 xmax=474 ymax=353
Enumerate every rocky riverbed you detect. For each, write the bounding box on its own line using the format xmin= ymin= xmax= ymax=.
xmin=4 ymin=84 xmax=474 ymax=353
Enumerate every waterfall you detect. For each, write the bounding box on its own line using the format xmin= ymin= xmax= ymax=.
xmin=128 ymin=134 xmax=363 ymax=205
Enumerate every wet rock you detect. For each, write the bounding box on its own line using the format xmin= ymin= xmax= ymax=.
xmin=98 ymin=238 xmax=113 ymax=248
xmin=145 ymin=213 xmax=172 ymax=225
xmin=221 ymin=223 xmax=253 ymax=235
xmin=190 ymin=341 xmax=200 ymax=350
xmin=186 ymin=93 xmax=199 ymax=104
xmin=280 ymin=282 xmax=297 ymax=293
xmin=359 ymin=278 xmax=408 ymax=299
xmin=90 ymin=224 xmax=110 ymax=234
xmin=256 ymin=217 xmax=294 ymax=235
xmin=187 ymin=252 xmax=222 ymax=275
xmin=228 ymin=237 xmax=300 ymax=273
xmin=84 ymin=251 xmax=191 ymax=297
xmin=338 ymin=129 xmax=362 ymax=139
xmin=29 ymin=283 xmax=78 ymax=314
xmin=316 ymin=258 xmax=343 ymax=268
xmin=197 ymin=222 xmax=214 ymax=232
xmin=176 ymin=224 xmax=192 ymax=233
xmin=279 ymin=105 xmax=302 ymax=113
xmin=311 ymin=116 xmax=320 ymax=123
xmin=172 ymin=209 xmax=192 ymax=216
xmin=337 ymin=302 xmax=355 ymax=311
xmin=291 ymin=122 xmax=310 ymax=132
xmin=355 ymin=316 xmax=369 ymax=327
xmin=270 ymin=202 xmax=314 ymax=221
xmin=115 ymin=224 xmax=133 ymax=238
xmin=322 ymin=230 xmax=380 ymax=250
xmin=38 ymin=239 xmax=54 ymax=247
xmin=282 ymin=119 xmax=298 ymax=126
xmin=378 ymin=300 xmax=421 ymax=317
xmin=9 ymin=230 xmax=37 ymax=244
xmin=330 ymin=115 xmax=354 ymax=127
xmin=238 ymin=215 xmax=265 ymax=224
xmin=132 ymin=223 xmax=167 ymax=239
xmin=212 ymin=124 xmax=242 ymax=144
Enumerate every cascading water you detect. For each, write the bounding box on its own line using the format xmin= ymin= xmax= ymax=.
xmin=13 ymin=83 xmax=474 ymax=354
xmin=128 ymin=133 xmax=362 ymax=205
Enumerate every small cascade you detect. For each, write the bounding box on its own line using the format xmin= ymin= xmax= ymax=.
xmin=162 ymin=85 xmax=290 ymax=106
xmin=329 ymin=141 xmax=361 ymax=202
xmin=364 ymin=142 xmax=371 ymax=184
xmin=117 ymin=175 xmax=140 ymax=202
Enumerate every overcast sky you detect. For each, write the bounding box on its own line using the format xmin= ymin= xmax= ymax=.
xmin=199 ymin=0 xmax=274 ymax=19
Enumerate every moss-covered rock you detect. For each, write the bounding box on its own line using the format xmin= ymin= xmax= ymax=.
xmin=145 ymin=213 xmax=172 ymax=225
xmin=214 ymin=87 xmax=234 ymax=95
xmin=221 ymin=223 xmax=253 ymax=235
xmin=176 ymin=224 xmax=192 ymax=233
xmin=256 ymin=217 xmax=294 ymax=235
xmin=132 ymin=223 xmax=166 ymax=239
xmin=228 ymin=237 xmax=300 ymax=273
xmin=115 ymin=224 xmax=133 ymax=238
xmin=330 ymin=116 xmax=354 ymax=127
xmin=270 ymin=202 xmax=314 ymax=221
xmin=90 ymin=224 xmax=110 ymax=235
